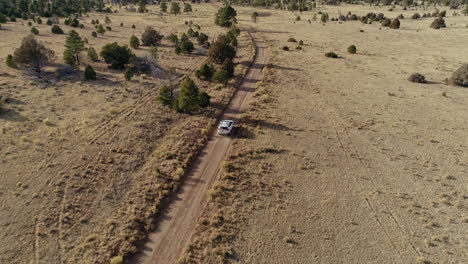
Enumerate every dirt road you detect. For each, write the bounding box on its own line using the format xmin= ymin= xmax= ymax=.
xmin=132 ymin=32 xmax=268 ymax=264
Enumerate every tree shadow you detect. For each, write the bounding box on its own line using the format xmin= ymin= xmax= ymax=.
xmin=242 ymin=117 xmax=295 ymax=131
xmin=266 ymin=63 xmax=303 ymax=71
xmin=0 ymin=109 xmax=29 ymax=122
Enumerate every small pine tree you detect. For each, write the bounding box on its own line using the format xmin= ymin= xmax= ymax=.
xmin=63 ymin=30 xmax=85 ymax=66
xmin=105 ymin=16 xmax=111 ymax=24
xmin=183 ymin=3 xmax=192 ymax=14
xmin=160 ymin=1 xmax=168 ymax=13
xmin=6 ymin=54 xmax=17 ymax=68
xmin=31 ymin=26 xmax=39 ymax=35
xmin=321 ymin=13 xmax=329 ymax=23
xmin=170 ymin=2 xmax=181 ymax=15
xmin=198 ymin=92 xmax=210 ymax=107
xmin=130 ymin=35 xmax=140 ymax=49
xmin=91 ymin=31 xmax=98 ymax=38
xmin=124 ymin=68 xmax=133 ymax=80
xmin=221 ymin=58 xmax=234 ymax=78
xmin=87 ymin=47 xmax=99 ymax=61
xmin=215 ymin=5 xmax=237 ymax=27
xmin=177 ymin=77 xmax=199 ymax=112
xmin=158 ymin=85 xmax=172 ymax=106
xmin=149 ymin=45 xmax=158 ymax=59
xmin=169 ymin=33 xmax=179 ymax=44
xmin=138 ymin=0 xmax=146 ymax=13
xmin=196 ymin=63 xmax=214 ymax=80
xmin=36 ymin=17 xmax=42 ymax=24
xmin=84 ymin=65 xmax=97 ymax=80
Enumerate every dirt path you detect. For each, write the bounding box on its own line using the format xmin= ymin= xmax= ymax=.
xmin=131 ymin=31 xmax=268 ymax=264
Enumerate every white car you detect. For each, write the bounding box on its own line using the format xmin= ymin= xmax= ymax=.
xmin=217 ymin=120 xmax=234 ymax=135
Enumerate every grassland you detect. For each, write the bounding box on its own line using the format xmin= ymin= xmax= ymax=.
xmin=0 ymin=3 xmax=255 ymax=263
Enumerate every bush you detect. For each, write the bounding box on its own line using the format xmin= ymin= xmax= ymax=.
xmin=389 ymin=18 xmax=400 ymax=29
xmin=411 ymin=13 xmax=421 ymax=19
xmin=287 ymin=37 xmax=297 ymax=42
xmin=13 ymin=35 xmax=54 ymax=73
xmin=31 ymin=26 xmax=39 ymax=35
xmin=177 ymin=34 xmax=194 ymax=54
xmin=100 ymin=42 xmax=133 ymax=69
xmin=208 ymin=34 xmax=235 ymax=64
xmin=212 ymin=69 xmax=229 ymax=84
xmin=124 ymin=68 xmax=133 ymax=80
xmin=197 ymin=33 xmax=208 ymax=45
xmin=0 ymin=14 xmax=7 ymax=23
xmin=36 ymin=17 xmax=42 ymax=24
xmin=196 ymin=63 xmax=215 ymax=80
xmin=439 ymin=10 xmax=447 ymax=17
xmin=130 ymin=35 xmax=140 ymax=49
xmin=96 ymin=24 xmax=105 ymax=35
xmin=51 ymin=25 xmax=64 ymax=34
xmin=381 ymin=18 xmax=391 ymax=27
xmin=84 ymin=65 xmax=96 ymax=80
xmin=198 ymin=92 xmax=210 ymax=107
xmin=222 ymin=58 xmax=234 ymax=78
xmin=431 ymin=18 xmax=446 ymax=29
xmin=6 ymin=54 xmax=16 ymax=68
xmin=449 ymin=64 xmax=468 ymax=87
xmin=169 ymin=33 xmax=179 ymax=44
xmin=282 ymin=46 xmax=289 ymax=51
xmin=408 ymin=73 xmax=426 ymax=83
xmin=325 ymin=52 xmax=338 ymax=58
xmin=46 ymin=19 xmax=53 ymax=25
xmin=158 ymin=85 xmax=172 ymax=106
xmin=141 ymin=26 xmax=163 ymax=46
xmin=106 ymin=26 xmax=111 ymax=31
xmin=87 ymin=47 xmax=99 ymax=62
xmin=347 ymin=45 xmax=357 ymax=54
xmin=397 ymin=14 xmax=404 ymax=19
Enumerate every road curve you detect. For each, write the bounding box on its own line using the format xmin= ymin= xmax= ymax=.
xmin=131 ymin=31 xmax=268 ymax=264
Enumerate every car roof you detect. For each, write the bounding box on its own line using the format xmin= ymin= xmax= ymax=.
xmin=219 ymin=120 xmax=234 ymax=125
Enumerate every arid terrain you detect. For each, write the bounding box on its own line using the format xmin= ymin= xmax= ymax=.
xmin=1 ymin=2 xmax=468 ymax=264
xmin=181 ymin=5 xmax=468 ymax=264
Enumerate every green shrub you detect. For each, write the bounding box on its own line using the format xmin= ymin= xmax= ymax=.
xmin=149 ymin=46 xmax=158 ymax=59
xmin=158 ymin=85 xmax=172 ymax=106
xmin=96 ymin=24 xmax=105 ymax=35
xmin=169 ymin=33 xmax=179 ymax=44
xmin=214 ymin=5 xmax=237 ymax=27
xmin=0 ymin=14 xmax=7 ymax=23
xmin=177 ymin=34 xmax=194 ymax=54
xmin=195 ymin=63 xmax=215 ymax=80
xmin=51 ymin=25 xmax=64 ymax=34
xmin=6 ymin=54 xmax=16 ymax=68
xmin=347 ymin=45 xmax=357 ymax=54
xmin=124 ymin=68 xmax=133 ymax=80
xmin=46 ymin=19 xmax=53 ymax=25
xmin=222 ymin=58 xmax=234 ymax=78
xmin=100 ymin=42 xmax=133 ymax=69
xmin=287 ymin=37 xmax=297 ymax=42
xmin=63 ymin=30 xmax=85 ymax=67
xmin=130 ymin=35 xmax=140 ymax=49
xmin=30 ymin=27 xmax=39 ymax=35
xmin=197 ymin=33 xmax=208 ymax=45
xmin=87 ymin=47 xmax=99 ymax=62
xmin=91 ymin=31 xmax=97 ymax=38
xmin=198 ymin=92 xmax=210 ymax=107
xmin=212 ymin=69 xmax=229 ymax=84
xmin=36 ymin=17 xmax=42 ymax=24
xmin=84 ymin=65 xmax=97 ymax=80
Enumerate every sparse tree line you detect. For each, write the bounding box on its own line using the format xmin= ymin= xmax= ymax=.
xmin=4 ymin=4 xmax=241 ymax=118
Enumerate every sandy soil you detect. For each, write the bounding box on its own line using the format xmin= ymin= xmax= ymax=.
xmin=182 ymin=4 xmax=468 ymax=264
xmin=0 ymin=3 xmax=255 ymax=263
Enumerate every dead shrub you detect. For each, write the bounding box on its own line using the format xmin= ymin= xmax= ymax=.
xmin=381 ymin=18 xmax=391 ymax=27
xmin=389 ymin=18 xmax=400 ymax=29
xmin=449 ymin=64 xmax=468 ymax=87
xmin=430 ymin=18 xmax=446 ymax=29
xmin=325 ymin=52 xmax=338 ymax=58
xmin=408 ymin=73 xmax=426 ymax=83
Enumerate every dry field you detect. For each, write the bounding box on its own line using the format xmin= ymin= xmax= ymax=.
xmin=0 ymin=3 xmax=255 ymax=263
xmin=183 ymin=4 xmax=468 ymax=264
